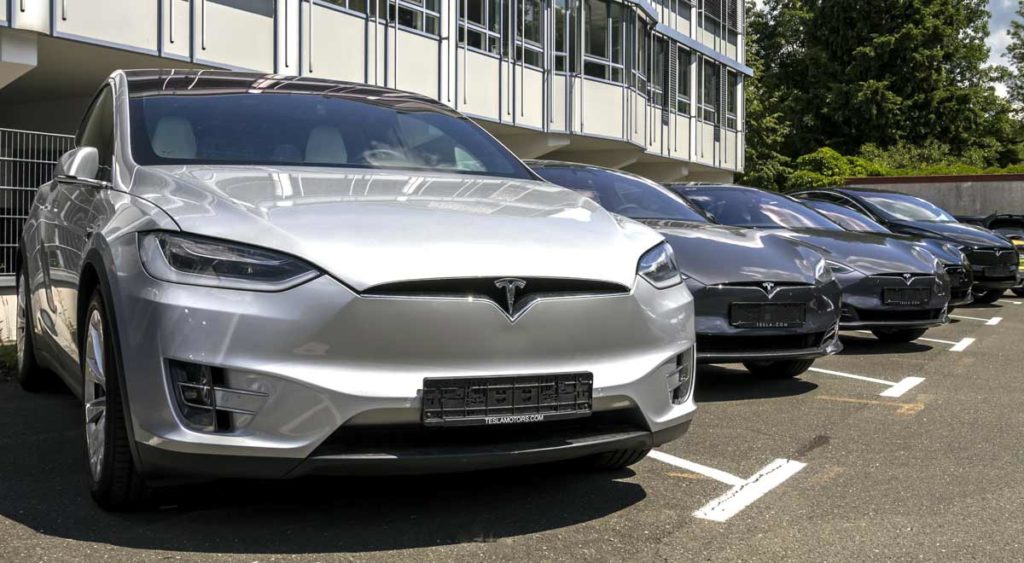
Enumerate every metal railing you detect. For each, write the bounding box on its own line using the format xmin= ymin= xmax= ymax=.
xmin=0 ymin=128 xmax=76 ymax=278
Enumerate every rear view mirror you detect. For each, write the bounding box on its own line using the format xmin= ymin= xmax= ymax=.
xmin=55 ymin=147 xmax=100 ymax=182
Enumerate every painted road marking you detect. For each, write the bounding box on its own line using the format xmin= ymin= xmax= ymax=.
xmin=998 ymin=299 xmax=1021 ymax=305
xmin=950 ymin=314 xmax=1002 ymax=325
xmin=692 ymin=459 xmax=807 ymax=522
xmin=807 ymin=367 xmax=924 ymax=398
xmin=647 ymin=450 xmax=744 ymax=486
xmin=918 ymin=336 xmax=975 ymax=352
xmin=815 ymin=395 xmax=924 ymax=416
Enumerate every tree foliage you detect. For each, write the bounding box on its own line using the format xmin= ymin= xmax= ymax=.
xmin=743 ymin=0 xmax=1022 ymax=189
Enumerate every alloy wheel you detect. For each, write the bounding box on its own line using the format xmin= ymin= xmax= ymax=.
xmin=84 ymin=308 xmax=107 ymax=482
xmin=15 ymin=279 xmax=26 ymax=372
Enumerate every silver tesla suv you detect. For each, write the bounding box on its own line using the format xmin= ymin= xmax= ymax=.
xmin=16 ymin=70 xmax=696 ymax=509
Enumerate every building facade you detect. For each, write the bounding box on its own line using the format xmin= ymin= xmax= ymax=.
xmin=0 ymin=0 xmax=748 ymax=182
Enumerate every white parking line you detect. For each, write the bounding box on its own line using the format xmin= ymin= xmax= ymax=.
xmin=918 ymin=336 xmax=976 ymax=352
xmin=692 ymin=459 xmax=806 ymax=522
xmin=647 ymin=450 xmax=744 ymax=486
xmin=647 ymin=451 xmax=806 ymax=522
xmin=807 ymin=367 xmax=925 ymax=398
xmin=950 ymin=314 xmax=1002 ymax=325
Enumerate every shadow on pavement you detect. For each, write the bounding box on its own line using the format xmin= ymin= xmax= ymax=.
xmin=694 ymin=365 xmax=818 ymax=403
xmin=0 ymin=380 xmax=646 ymax=554
xmin=837 ymin=334 xmax=932 ymax=355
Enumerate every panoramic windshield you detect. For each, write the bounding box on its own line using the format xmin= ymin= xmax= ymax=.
xmin=533 ymin=166 xmax=710 ymax=223
xmin=128 ymin=93 xmax=534 ymax=180
xmin=682 ymin=187 xmax=844 ymax=230
xmin=803 ymin=200 xmax=891 ymax=233
xmin=853 ymin=191 xmax=957 ymax=223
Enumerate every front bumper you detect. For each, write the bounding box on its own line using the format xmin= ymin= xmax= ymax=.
xmin=686 ymin=279 xmax=843 ymax=364
xmin=836 ymin=272 xmax=950 ymax=329
xmin=110 ymin=245 xmax=696 ymax=480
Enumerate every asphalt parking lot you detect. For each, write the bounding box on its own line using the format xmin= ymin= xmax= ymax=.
xmin=1 ymin=298 xmax=1023 ymax=561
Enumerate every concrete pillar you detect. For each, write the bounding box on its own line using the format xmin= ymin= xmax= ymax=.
xmin=0 ymin=31 xmax=37 ymax=90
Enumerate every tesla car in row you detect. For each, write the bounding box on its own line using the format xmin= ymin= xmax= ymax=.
xmin=794 ymin=187 xmax=1019 ymax=304
xmin=528 ymin=161 xmax=842 ymax=379
xmin=17 ymin=70 xmax=696 ymax=509
xmin=668 ymin=184 xmax=951 ymax=343
xmin=797 ymin=199 xmax=974 ymax=309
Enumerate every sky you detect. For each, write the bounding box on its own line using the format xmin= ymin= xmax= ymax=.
xmin=989 ymin=0 xmax=1018 ymax=95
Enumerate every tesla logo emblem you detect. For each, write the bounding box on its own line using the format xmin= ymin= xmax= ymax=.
xmin=902 ymin=273 xmax=913 ymax=285
xmin=996 ymin=249 xmax=1011 ymax=256
xmin=759 ymin=281 xmax=780 ymax=298
xmin=495 ymin=278 xmax=527 ymax=317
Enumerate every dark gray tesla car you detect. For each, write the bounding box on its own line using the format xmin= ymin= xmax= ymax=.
xmin=530 ymin=162 xmax=842 ymax=378
xmin=797 ymin=198 xmax=974 ymax=309
xmin=669 ymin=184 xmax=952 ymax=343
xmin=795 ymin=187 xmax=1018 ymax=304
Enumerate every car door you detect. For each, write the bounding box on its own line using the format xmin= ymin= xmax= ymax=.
xmin=37 ymin=86 xmax=115 ymax=377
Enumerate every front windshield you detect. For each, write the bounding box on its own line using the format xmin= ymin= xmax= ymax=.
xmin=533 ymin=166 xmax=710 ymax=223
xmin=804 ymin=200 xmax=891 ymax=233
xmin=853 ymin=191 xmax=957 ymax=223
xmin=128 ymin=93 xmax=534 ymax=180
xmin=682 ymin=187 xmax=844 ymax=230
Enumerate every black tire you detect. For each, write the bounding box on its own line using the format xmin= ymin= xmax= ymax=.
xmin=1011 ymin=288 xmax=1024 ymax=297
xmin=585 ymin=448 xmax=652 ymax=470
xmin=972 ymin=288 xmax=1005 ymax=304
xmin=742 ymin=358 xmax=815 ymax=378
xmin=83 ymin=290 xmax=149 ymax=510
xmin=15 ymin=267 xmax=48 ymax=392
xmin=870 ymin=327 xmax=928 ymax=343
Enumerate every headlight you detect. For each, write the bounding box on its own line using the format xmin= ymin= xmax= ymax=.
xmin=814 ymin=258 xmax=833 ymax=284
xmin=638 ymin=242 xmax=684 ymax=289
xmin=139 ymin=232 xmax=321 ymax=291
xmin=826 ymin=259 xmax=856 ymax=275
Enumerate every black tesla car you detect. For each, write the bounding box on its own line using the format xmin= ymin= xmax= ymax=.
xmin=529 ymin=161 xmax=842 ymax=378
xmin=797 ymin=198 xmax=974 ymax=309
xmin=794 ymin=187 xmax=1018 ymax=304
xmin=668 ymin=184 xmax=951 ymax=343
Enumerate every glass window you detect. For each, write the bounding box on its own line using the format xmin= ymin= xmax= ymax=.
xmin=322 ymin=0 xmax=368 ymax=14
xmin=128 ymin=92 xmax=535 ymax=180
xmin=802 ymin=200 xmax=891 ymax=234
xmin=852 ymin=191 xmax=958 ymax=223
xmin=699 ymin=58 xmax=719 ymax=123
xmin=649 ymin=37 xmax=668 ymax=107
xmin=516 ymin=0 xmax=544 ymax=67
xmin=682 ymin=187 xmax=845 ymax=230
xmin=676 ymin=48 xmax=691 ymax=114
xmin=553 ymin=0 xmax=576 ymax=72
xmin=535 ymin=166 xmax=711 ymax=223
xmin=584 ymin=0 xmax=625 ymax=83
xmin=388 ymin=0 xmax=439 ymax=35
xmin=725 ymin=70 xmax=739 ymax=129
xmin=459 ymin=0 xmax=501 ymax=54
xmin=77 ymin=86 xmax=115 ymax=182
xmin=630 ymin=15 xmax=648 ymax=91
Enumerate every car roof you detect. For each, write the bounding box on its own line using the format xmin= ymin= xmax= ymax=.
xmin=666 ymin=183 xmax=765 ymax=192
xmin=119 ymin=69 xmax=460 ymax=117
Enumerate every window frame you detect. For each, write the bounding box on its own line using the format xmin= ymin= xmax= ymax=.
xmin=583 ymin=0 xmax=626 ymax=84
xmin=458 ymin=0 xmax=502 ymax=56
xmin=75 ymin=84 xmax=115 ymax=183
xmin=387 ymin=0 xmax=441 ymax=37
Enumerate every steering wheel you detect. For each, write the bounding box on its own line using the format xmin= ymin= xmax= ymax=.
xmin=361 ymin=148 xmax=407 ymax=165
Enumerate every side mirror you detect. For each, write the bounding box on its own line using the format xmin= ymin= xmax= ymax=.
xmin=55 ymin=147 xmax=100 ymax=182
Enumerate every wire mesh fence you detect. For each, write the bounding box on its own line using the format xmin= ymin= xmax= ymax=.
xmin=0 ymin=128 xmax=76 ymax=278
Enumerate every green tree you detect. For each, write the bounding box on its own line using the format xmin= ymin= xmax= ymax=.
xmin=1006 ymin=2 xmax=1024 ymax=110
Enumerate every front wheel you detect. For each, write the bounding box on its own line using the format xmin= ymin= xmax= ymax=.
xmin=83 ymin=290 xmax=149 ymax=510
xmin=15 ymin=267 xmax=50 ymax=391
xmin=742 ymin=359 xmax=815 ymax=378
xmin=972 ymin=288 xmax=1005 ymax=304
xmin=870 ymin=327 xmax=928 ymax=343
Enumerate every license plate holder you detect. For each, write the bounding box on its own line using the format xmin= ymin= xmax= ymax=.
xmin=984 ymin=265 xmax=1015 ymax=277
xmin=729 ymin=303 xmax=805 ymax=328
xmin=883 ymin=287 xmax=930 ymax=305
xmin=422 ymin=373 xmax=593 ymax=427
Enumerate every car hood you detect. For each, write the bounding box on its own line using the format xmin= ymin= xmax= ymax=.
xmin=769 ymin=229 xmax=938 ymax=275
xmin=128 ymin=166 xmax=663 ymax=290
xmin=638 ymin=220 xmax=824 ymax=285
xmin=888 ymin=220 xmax=1013 ymax=249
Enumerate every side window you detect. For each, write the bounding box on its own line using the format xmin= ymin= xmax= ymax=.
xmin=76 ymin=86 xmax=115 ymax=182
xmin=833 ymin=194 xmax=876 ymax=219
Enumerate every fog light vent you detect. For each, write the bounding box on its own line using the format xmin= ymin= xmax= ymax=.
xmin=168 ymin=360 xmax=268 ymax=432
xmin=668 ymin=347 xmax=695 ymax=405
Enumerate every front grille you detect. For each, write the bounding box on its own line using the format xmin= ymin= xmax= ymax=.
xmin=967 ymin=247 xmax=1017 ymax=267
xmin=311 ymin=409 xmax=647 ymax=457
xmin=696 ymin=332 xmax=825 ymax=353
xmin=852 ymin=308 xmax=943 ymax=322
xmin=870 ymin=273 xmax=936 ymax=285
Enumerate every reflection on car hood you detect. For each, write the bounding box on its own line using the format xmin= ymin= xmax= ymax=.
xmin=639 ymin=220 xmax=823 ymax=285
xmin=888 ymin=220 xmax=1014 ymax=249
xmin=129 ymin=166 xmax=663 ymax=290
xmin=769 ymin=229 xmax=938 ymax=275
